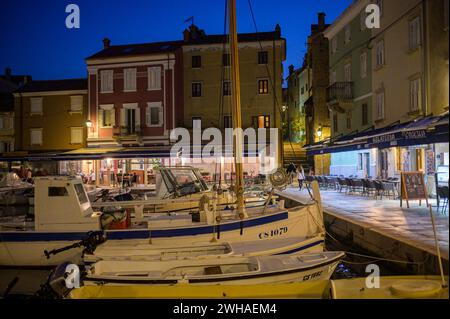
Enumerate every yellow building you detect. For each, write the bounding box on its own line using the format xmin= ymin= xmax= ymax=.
xmin=13 ymin=79 xmax=88 ymax=173
xmin=371 ymin=0 xmax=449 ymax=181
xmin=181 ymin=25 xmax=285 ymax=170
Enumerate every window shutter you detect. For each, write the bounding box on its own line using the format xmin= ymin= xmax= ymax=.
xmin=158 ymin=107 xmax=164 ymax=126
xmin=110 ymin=108 xmax=116 ymax=126
xmin=120 ymin=108 xmax=126 ymax=126
xmin=146 ymin=106 xmax=151 ymax=127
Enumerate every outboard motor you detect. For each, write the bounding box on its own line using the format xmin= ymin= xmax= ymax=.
xmin=36 ymin=262 xmax=80 ymax=299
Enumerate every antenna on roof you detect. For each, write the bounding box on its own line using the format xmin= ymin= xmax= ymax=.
xmin=184 ymin=16 xmax=194 ymax=26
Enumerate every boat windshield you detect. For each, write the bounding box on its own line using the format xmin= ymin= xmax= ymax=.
xmin=74 ymin=183 xmax=89 ymax=204
xmin=169 ymin=169 xmax=203 ymax=196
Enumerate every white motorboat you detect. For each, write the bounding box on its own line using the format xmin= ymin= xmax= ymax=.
xmin=0 ymin=172 xmax=34 ymax=206
xmin=82 ymin=251 xmax=344 ymax=286
xmin=89 ymin=166 xmax=269 ymax=215
xmin=0 ymin=175 xmax=325 ymax=267
xmin=84 ymin=236 xmax=325 ymax=263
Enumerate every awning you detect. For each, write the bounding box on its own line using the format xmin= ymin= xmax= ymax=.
xmin=305 ymin=113 xmax=449 ymax=156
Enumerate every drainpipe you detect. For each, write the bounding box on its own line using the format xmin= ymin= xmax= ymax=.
xmin=423 ymin=0 xmax=431 ymax=116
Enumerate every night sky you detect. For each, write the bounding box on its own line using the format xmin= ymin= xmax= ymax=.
xmin=0 ymin=0 xmax=351 ymax=81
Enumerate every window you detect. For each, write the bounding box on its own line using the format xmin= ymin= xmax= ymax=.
xmin=0 ymin=116 xmax=12 ymax=130
xmin=360 ymin=52 xmax=367 ymax=79
xmin=70 ymin=127 xmax=83 ymax=144
xmin=148 ymin=67 xmax=161 ymax=90
xmin=346 ymin=111 xmax=352 ymax=130
xmin=123 ymin=68 xmax=137 ymax=91
xmin=223 ymin=115 xmax=232 ymax=128
xmin=222 ymin=54 xmax=230 ymax=67
xmin=376 ymin=40 xmax=385 ymax=67
xmin=344 ymin=25 xmax=351 ymax=44
xmin=409 ymin=17 xmax=421 ymax=50
xmin=48 ymin=187 xmax=68 ymax=197
xmin=192 ymin=82 xmax=202 ymax=97
xmin=360 ymin=10 xmax=367 ymax=31
xmin=358 ymin=153 xmax=364 ymax=171
xmin=30 ymin=97 xmax=43 ymax=115
xmin=331 ymin=37 xmax=338 ymax=53
xmin=223 ymin=81 xmax=231 ymax=96
xmin=192 ymin=55 xmax=201 ymax=68
xmin=330 ymin=70 xmax=337 ymax=84
xmin=258 ymin=79 xmax=269 ymax=95
xmin=252 ymin=115 xmax=270 ymax=129
xmin=301 ymin=87 xmax=304 ymax=95
xmin=258 ymin=51 xmax=268 ymax=64
xmin=30 ymin=128 xmax=42 ymax=146
xmin=192 ymin=117 xmax=202 ymax=129
xmin=74 ymin=183 xmax=88 ymax=204
xmin=344 ymin=63 xmax=352 ymax=82
xmin=146 ymin=102 xmax=163 ymax=127
xmin=70 ymin=96 xmax=83 ymax=112
xmin=100 ymin=105 xmax=115 ymax=128
xmin=376 ymin=92 xmax=385 ymax=120
xmin=410 ymin=78 xmax=422 ymax=112
xmin=100 ymin=70 xmax=113 ymax=93
xmin=362 ymin=103 xmax=369 ymax=126
xmin=333 ymin=114 xmax=338 ymax=132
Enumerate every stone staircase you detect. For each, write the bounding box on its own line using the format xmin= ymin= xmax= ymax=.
xmin=282 ymin=142 xmax=312 ymax=174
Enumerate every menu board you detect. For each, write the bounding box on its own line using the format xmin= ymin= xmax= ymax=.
xmin=400 ymin=171 xmax=428 ymax=208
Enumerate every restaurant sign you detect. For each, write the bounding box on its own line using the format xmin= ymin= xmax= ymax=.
xmin=372 ymin=129 xmax=428 ymax=145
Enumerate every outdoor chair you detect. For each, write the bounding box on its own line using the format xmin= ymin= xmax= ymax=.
xmin=373 ymin=180 xmax=384 ymax=199
xmin=437 ymin=186 xmax=449 ymax=215
xmin=382 ymin=182 xmax=397 ymax=199
xmin=352 ymin=179 xmax=364 ymax=195
xmin=337 ymin=178 xmax=347 ymax=193
xmin=345 ymin=178 xmax=353 ymax=194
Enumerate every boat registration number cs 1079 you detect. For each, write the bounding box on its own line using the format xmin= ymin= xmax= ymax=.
xmin=258 ymin=227 xmax=288 ymax=239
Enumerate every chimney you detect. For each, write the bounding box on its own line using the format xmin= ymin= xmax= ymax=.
xmin=288 ymin=65 xmax=294 ymax=75
xmin=318 ymin=12 xmax=326 ymax=31
xmin=275 ymin=24 xmax=281 ymax=37
xmin=183 ymin=29 xmax=191 ymax=42
xmin=4 ymin=67 xmax=11 ymax=80
xmin=103 ymin=38 xmax=111 ymax=49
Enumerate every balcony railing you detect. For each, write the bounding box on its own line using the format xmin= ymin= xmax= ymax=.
xmin=113 ymin=125 xmax=142 ymax=137
xmin=327 ymin=82 xmax=353 ymax=103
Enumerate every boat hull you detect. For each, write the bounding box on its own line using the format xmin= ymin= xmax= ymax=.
xmin=0 ymin=205 xmax=324 ymax=267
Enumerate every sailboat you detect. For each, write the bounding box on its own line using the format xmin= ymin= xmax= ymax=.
xmin=0 ymin=0 xmax=325 ymax=268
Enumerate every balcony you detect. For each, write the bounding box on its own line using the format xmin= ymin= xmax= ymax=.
xmin=326 ymin=82 xmax=353 ymax=113
xmin=113 ymin=125 xmax=143 ymax=145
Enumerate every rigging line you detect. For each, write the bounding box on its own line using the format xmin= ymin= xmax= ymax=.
xmin=247 ymin=0 xmax=298 ymax=164
xmin=215 ymin=0 xmax=229 ymax=189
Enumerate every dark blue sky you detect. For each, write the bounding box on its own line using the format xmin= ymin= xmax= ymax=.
xmin=0 ymin=0 xmax=351 ymax=81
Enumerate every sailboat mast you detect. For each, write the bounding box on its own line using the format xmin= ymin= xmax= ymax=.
xmin=229 ymin=0 xmax=246 ymax=216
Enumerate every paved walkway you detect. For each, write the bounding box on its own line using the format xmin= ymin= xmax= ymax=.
xmin=280 ymin=186 xmax=449 ymax=261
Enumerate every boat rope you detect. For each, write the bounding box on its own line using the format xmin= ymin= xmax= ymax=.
xmin=304 ymin=199 xmax=428 ymax=267
xmin=247 ymin=0 xmax=299 ymax=162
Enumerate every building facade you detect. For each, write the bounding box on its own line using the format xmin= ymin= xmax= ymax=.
xmin=0 ymin=68 xmax=31 ymax=155
xmin=324 ymin=0 xmax=375 ymax=178
xmin=371 ymin=0 xmax=449 ymax=186
xmin=13 ymin=79 xmax=87 ymax=174
xmin=286 ymin=62 xmax=311 ymax=144
xmin=85 ymin=38 xmax=184 ymax=148
xmin=304 ymin=13 xmax=331 ymax=175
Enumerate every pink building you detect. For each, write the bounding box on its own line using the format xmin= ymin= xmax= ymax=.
xmin=85 ymin=38 xmax=184 ymax=148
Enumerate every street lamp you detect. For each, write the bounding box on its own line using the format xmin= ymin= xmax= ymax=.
xmin=86 ymin=120 xmax=93 ymax=128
